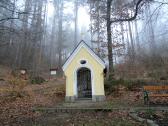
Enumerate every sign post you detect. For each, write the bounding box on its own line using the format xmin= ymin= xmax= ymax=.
xmin=49 ymin=68 xmax=57 ymax=80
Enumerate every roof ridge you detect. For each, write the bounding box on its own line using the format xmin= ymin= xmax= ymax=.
xmin=62 ymin=40 xmax=105 ymax=71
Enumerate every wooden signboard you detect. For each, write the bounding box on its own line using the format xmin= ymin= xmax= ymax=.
xmin=20 ymin=69 xmax=26 ymax=75
xmin=50 ymin=68 xmax=57 ymax=75
xmin=20 ymin=69 xmax=27 ymax=80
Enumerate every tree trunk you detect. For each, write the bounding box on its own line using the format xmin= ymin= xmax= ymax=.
xmin=57 ymin=0 xmax=64 ymax=76
xmin=107 ymin=0 xmax=114 ymax=79
xmin=74 ymin=0 xmax=78 ymax=47
xmin=134 ymin=20 xmax=140 ymax=51
xmin=128 ymin=21 xmax=135 ymax=64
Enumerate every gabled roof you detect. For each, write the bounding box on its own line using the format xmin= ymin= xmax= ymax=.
xmin=62 ymin=40 xmax=105 ymax=71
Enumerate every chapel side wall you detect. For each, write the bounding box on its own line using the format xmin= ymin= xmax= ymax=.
xmin=64 ymin=72 xmax=75 ymax=102
xmin=92 ymin=68 xmax=105 ymax=101
xmin=94 ymin=72 xmax=105 ymax=95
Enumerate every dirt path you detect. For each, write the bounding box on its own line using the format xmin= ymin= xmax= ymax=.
xmin=25 ymin=111 xmax=146 ymax=126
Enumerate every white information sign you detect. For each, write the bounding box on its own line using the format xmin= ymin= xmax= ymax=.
xmin=51 ymin=70 xmax=57 ymax=75
xmin=20 ymin=70 xmax=26 ymax=74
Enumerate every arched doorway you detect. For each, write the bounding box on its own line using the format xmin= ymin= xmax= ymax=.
xmin=77 ymin=67 xmax=92 ymax=98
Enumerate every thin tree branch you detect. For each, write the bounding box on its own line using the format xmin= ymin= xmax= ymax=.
xmin=0 ymin=11 xmax=34 ymax=22
xmin=146 ymin=3 xmax=163 ymax=25
xmin=0 ymin=17 xmax=19 ymax=22
xmin=0 ymin=43 xmax=10 ymax=47
xmin=110 ymin=0 xmax=144 ymax=24
xmin=153 ymin=0 xmax=168 ymax=5
xmin=0 ymin=4 xmax=43 ymax=16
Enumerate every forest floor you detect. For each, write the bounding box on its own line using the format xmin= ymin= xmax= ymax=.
xmin=0 ymin=78 xmax=152 ymax=126
xmin=0 ymin=77 xmax=146 ymax=126
xmin=0 ymin=66 xmax=167 ymax=126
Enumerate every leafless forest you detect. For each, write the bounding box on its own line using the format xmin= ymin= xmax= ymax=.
xmin=0 ymin=0 xmax=168 ymax=80
xmin=1 ymin=1 xmax=168 ymax=126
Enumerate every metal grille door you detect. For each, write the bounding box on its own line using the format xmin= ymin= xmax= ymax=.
xmin=77 ymin=68 xmax=92 ymax=98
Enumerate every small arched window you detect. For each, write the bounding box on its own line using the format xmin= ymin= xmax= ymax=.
xmin=80 ymin=60 xmax=86 ymax=64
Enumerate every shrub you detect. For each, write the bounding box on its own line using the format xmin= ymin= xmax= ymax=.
xmin=31 ymin=76 xmax=45 ymax=84
xmin=51 ymin=85 xmax=65 ymax=97
xmin=0 ymin=78 xmax=5 ymax=81
xmin=104 ymin=79 xmax=121 ymax=95
xmin=104 ymin=83 xmax=116 ymax=95
xmin=105 ymin=78 xmax=144 ymax=94
xmin=127 ymin=80 xmax=144 ymax=91
xmin=142 ymin=109 xmax=155 ymax=119
xmin=160 ymin=76 xmax=167 ymax=80
xmin=8 ymin=76 xmax=27 ymax=98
